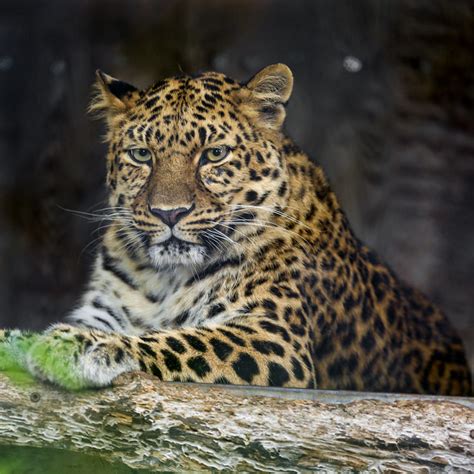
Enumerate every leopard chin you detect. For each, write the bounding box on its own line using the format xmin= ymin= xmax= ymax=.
xmin=148 ymin=237 xmax=208 ymax=269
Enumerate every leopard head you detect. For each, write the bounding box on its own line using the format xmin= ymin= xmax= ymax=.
xmin=91 ymin=64 xmax=294 ymax=268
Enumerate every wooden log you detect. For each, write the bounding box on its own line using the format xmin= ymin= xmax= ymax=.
xmin=0 ymin=371 xmax=472 ymax=472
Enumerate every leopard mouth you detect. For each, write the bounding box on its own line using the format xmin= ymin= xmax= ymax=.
xmin=147 ymin=236 xmax=208 ymax=268
xmin=160 ymin=236 xmax=199 ymax=247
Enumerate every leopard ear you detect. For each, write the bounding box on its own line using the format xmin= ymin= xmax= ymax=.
xmin=240 ymin=63 xmax=294 ymax=130
xmin=89 ymin=70 xmax=138 ymax=118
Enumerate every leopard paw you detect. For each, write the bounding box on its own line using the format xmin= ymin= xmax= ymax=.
xmin=25 ymin=325 xmax=139 ymax=390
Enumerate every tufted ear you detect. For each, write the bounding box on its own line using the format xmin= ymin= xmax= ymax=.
xmin=89 ymin=70 xmax=138 ymax=119
xmin=240 ymin=64 xmax=294 ymax=130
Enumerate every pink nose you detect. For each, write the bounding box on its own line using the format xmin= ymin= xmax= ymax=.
xmin=148 ymin=204 xmax=194 ymax=227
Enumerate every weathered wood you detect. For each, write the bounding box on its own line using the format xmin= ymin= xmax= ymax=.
xmin=0 ymin=372 xmax=472 ymax=472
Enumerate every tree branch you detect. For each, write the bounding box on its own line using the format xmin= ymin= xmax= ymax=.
xmin=0 ymin=371 xmax=472 ymax=471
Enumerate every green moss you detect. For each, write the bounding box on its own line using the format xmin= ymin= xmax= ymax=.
xmin=26 ymin=332 xmax=86 ymax=390
xmin=0 ymin=330 xmax=38 ymax=372
xmin=0 ymin=330 xmax=86 ymax=390
xmin=0 ymin=445 xmax=152 ymax=473
xmin=1 ymin=369 xmax=36 ymax=387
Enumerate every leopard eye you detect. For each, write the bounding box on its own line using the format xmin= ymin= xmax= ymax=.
xmin=201 ymin=145 xmax=231 ymax=164
xmin=128 ymin=148 xmax=152 ymax=164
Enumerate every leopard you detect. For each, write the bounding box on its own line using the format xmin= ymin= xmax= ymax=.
xmin=0 ymin=63 xmax=471 ymax=395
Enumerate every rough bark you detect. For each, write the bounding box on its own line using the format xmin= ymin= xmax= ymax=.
xmin=0 ymin=372 xmax=472 ymax=472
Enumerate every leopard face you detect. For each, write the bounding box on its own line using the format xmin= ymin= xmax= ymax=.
xmin=92 ymin=66 xmax=293 ymax=269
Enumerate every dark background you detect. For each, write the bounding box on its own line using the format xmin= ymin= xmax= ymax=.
xmin=0 ymin=0 xmax=472 ymax=378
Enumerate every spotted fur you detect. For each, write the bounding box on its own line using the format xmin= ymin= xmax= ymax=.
xmin=4 ymin=64 xmax=470 ymax=394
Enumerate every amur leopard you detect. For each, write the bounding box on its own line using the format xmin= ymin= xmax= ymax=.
xmin=0 ymin=64 xmax=471 ymax=395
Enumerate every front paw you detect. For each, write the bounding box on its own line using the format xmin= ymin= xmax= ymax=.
xmin=0 ymin=329 xmax=39 ymax=372
xmin=26 ymin=325 xmax=139 ymax=390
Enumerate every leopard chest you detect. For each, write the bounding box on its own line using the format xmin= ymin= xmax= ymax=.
xmin=119 ymin=267 xmax=235 ymax=331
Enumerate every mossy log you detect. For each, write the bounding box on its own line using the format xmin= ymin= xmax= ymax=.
xmin=0 ymin=371 xmax=472 ymax=472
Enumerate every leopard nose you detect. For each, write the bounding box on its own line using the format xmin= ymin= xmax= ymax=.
xmin=148 ymin=204 xmax=194 ymax=227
